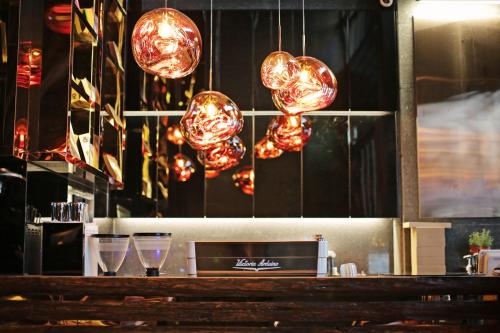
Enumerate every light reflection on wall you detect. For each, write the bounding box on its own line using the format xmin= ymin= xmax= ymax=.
xmin=415 ymin=8 xmax=500 ymax=217
xmin=418 ymin=91 xmax=500 ymax=217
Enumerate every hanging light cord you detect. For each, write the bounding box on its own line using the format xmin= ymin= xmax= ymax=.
xmin=278 ymin=0 xmax=281 ymax=51
xmin=302 ymin=0 xmax=306 ymax=56
xmin=209 ymin=0 xmax=214 ymax=91
xmin=164 ymin=0 xmax=168 ymax=8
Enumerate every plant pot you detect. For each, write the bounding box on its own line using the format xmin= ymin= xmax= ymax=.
xmin=469 ymin=245 xmax=480 ymax=254
xmin=480 ymin=246 xmax=491 ymax=251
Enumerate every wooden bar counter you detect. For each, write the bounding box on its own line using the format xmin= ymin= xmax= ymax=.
xmin=0 ymin=276 xmax=499 ymax=332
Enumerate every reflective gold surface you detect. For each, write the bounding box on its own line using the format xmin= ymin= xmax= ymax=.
xmin=268 ymin=115 xmax=312 ymax=152
xmin=131 ymin=8 xmax=201 ymax=78
xmin=181 ymin=91 xmax=243 ymax=150
xmin=197 ymin=136 xmax=246 ymax=171
xmin=260 ymin=51 xmax=300 ymax=90
xmin=272 ymin=56 xmax=337 ymax=115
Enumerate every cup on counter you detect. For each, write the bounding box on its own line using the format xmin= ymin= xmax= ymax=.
xmin=69 ymin=202 xmax=89 ymax=222
xmin=50 ymin=202 xmax=70 ymax=222
xmin=51 ymin=202 xmax=89 ymax=222
xmin=340 ymin=263 xmax=358 ymax=277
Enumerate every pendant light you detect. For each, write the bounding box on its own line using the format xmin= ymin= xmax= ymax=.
xmin=166 ymin=123 xmax=195 ymax=182
xmin=197 ymin=135 xmax=246 ymax=171
xmin=260 ymin=0 xmax=300 ymax=90
xmin=171 ymin=153 xmax=196 ymax=182
xmin=131 ymin=0 xmax=202 ymax=78
xmin=181 ymin=0 xmax=244 ymax=151
xmin=267 ymin=115 xmax=312 ymax=152
xmin=254 ymin=136 xmax=283 ymax=159
xmin=271 ymin=0 xmax=338 ymax=115
xmin=166 ymin=124 xmax=185 ymax=146
xmin=232 ymin=166 xmax=255 ymax=195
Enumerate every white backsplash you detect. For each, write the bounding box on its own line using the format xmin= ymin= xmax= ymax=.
xmin=103 ymin=218 xmax=398 ymax=277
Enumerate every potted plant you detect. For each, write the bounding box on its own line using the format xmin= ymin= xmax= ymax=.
xmin=479 ymin=229 xmax=494 ymax=250
xmin=468 ymin=231 xmax=482 ymax=254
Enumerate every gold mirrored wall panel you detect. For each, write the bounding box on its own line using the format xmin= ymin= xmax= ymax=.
xmin=15 ymin=0 xmax=71 ymax=159
xmin=11 ymin=0 xmax=126 ymax=185
xmin=415 ymin=5 xmax=500 ymax=218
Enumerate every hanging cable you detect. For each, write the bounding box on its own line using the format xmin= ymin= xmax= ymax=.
xmin=278 ymin=0 xmax=282 ymax=51
xmin=209 ymin=0 xmax=214 ymax=91
xmin=164 ymin=0 xmax=168 ymax=8
xmin=302 ymin=0 xmax=306 ymax=56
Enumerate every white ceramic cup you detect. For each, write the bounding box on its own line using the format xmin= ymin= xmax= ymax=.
xmin=340 ymin=263 xmax=358 ymax=277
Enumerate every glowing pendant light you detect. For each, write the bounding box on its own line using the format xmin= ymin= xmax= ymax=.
xmin=181 ymin=91 xmax=242 ymax=150
xmin=268 ymin=115 xmax=312 ymax=152
xmin=270 ymin=0 xmax=338 ymax=115
xmin=232 ymin=166 xmax=254 ymax=195
xmin=261 ymin=0 xmax=300 ymax=90
xmin=166 ymin=124 xmax=186 ymax=145
xmin=181 ymin=0 xmax=243 ymax=151
xmin=272 ymin=56 xmax=337 ymax=114
xmin=254 ymin=136 xmax=283 ymax=159
xmin=205 ymin=168 xmax=220 ymax=179
xmin=197 ymin=136 xmax=246 ymax=171
xmin=171 ymin=153 xmax=195 ymax=182
xmin=131 ymin=7 xmax=201 ymax=78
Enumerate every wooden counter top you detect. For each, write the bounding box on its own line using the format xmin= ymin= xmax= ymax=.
xmin=0 ymin=275 xmax=499 ymax=297
xmin=0 ymin=276 xmax=499 ymax=332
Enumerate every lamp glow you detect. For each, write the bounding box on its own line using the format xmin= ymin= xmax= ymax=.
xmin=181 ymin=91 xmax=243 ymax=150
xmin=131 ymin=8 xmax=201 ymax=78
xmin=254 ymin=136 xmax=284 ymax=159
xmin=197 ymin=136 xmax=246 ymax=171
xmin=272 ymin=56 xmax=337 ymax=115
xmin=261 ymin=51 xmax=300 ymax=90
xmin=268 ymin=115 xmax=312 ymax=152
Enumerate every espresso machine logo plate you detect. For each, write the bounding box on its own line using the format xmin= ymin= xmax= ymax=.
xmin=233 ymin=258 xmax=281 ymax=271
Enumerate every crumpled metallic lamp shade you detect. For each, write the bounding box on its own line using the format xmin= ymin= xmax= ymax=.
xmin=268 ymin=115 xmax=312 ymax=152
xmin=197 ymin=136 xmax=246 ymax=171
xmin=181 ymin=91 xmax=243 ymax=150
xmin=131 ymin=8 xmax=202 ymax=78
xmin=254 ymin=136 xmax=284 ymax=159
xmin=261 ymin=51 xmax=300 ymax=90
xmin=232 ymin=166 xmax=254 ymax=195
xmin=272 ymin=56 xmax=337 ymax=115
xmin=166 ymin=124 xmax=186 ymax=145
xmin=171 ymin=153 xmax=195 ymax=182
xmin=205 ymin=168 xmax=220 ymax=179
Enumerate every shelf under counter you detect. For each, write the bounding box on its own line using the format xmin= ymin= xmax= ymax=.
xmin=0 ymin=276 xmax=498 ymax=332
